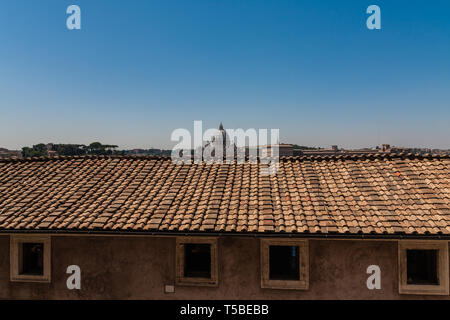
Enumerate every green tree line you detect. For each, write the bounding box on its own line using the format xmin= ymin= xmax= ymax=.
xmin=22 ymin=142 xmax=124 ymax=157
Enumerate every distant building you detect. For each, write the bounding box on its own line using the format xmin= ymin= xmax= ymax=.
xmin=124 ymin=148 xmax=171 ymax=156
xmin=264 ymin=144 xmax=294 ymax=157
xmin=292 ymin=144 xmax=408 ymax=156
xmin=47 ymin=150 xmax=58 ymax=157
xmin=0 ymin=148 xmax=22 ymax=159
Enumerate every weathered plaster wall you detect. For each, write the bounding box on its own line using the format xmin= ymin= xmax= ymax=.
xmin=0 ymin=235 xmax=447 ymax=299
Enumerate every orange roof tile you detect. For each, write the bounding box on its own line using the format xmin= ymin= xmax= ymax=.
xmin=0 ymin=153 xmax=449 ymax=236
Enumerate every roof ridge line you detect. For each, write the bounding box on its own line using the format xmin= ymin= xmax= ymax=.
xmin=0 ymin=154 xmax=173 ymax=163
xmin=0 ymin=152 xmax=448 ymax=163
xmin=281 ymin=152 xmax=450 ymax=161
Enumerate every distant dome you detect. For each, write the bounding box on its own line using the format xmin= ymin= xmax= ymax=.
xmin=211 ymin=122 xmax=230 ymax=147
xmin=203 ymin=122 xmax=236 ymax=160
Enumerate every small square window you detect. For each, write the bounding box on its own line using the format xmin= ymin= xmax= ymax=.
xmin=261 ymin=239 xmax=309 ymax=290
xmin=406 ymin=249 xmax=438 ymax=285
xmin=20 ymin=243 xmax=44 ymax=276
xmin=176 ymin=237 xmax=218 ymax=286
xmin=184 ymin=243 xmax=211 ymax=278
xmin=269 ymin=245 xmax=299 ymax=280
xmin=10 ymin=235 xmax=51 ymax=283
xmin=398 ymin=241 xmax=448 ymax=295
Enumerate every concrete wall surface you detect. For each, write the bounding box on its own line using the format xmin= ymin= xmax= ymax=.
xmin=0 ymin=235 xmax=448 ymax=299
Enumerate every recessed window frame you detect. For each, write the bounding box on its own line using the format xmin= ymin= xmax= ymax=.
xmin=261 ymin=238 xmax=309 ymax=290
xmin=398 ymin=241 xmax=449 ymax=295
xmin=10 ymin=235 xmax=51 ymax=283
xmin=176 ymin=237 xmax=218 ymax=287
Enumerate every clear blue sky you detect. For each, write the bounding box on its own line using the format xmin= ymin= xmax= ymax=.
xmin=0 ymin=0 xmax=449 ymax=150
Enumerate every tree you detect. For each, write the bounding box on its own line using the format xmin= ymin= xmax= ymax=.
xmin=52 ymin=144 xmax=86 ymax=156
xmin=85 ymin=142 xmax=119 ymax=155
xmin=291 ymin=144 xmax=318 ymax=150
xmin=22 ymin=144 xmax=48 ymax=157
xmin=22 ymin=142 xmax=122 ymax=157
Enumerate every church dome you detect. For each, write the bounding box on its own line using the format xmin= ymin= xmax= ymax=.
xmin=211 ymin=122 xmax=230 ymax=147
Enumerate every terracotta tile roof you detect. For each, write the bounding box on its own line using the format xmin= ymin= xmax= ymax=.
xmin=0 ymin=153 xmax=449 ymax=236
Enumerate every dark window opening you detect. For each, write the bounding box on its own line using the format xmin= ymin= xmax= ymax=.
xmin=20 ymin=243 xmax=44 ymax=276
xmin=407 ymin=249 xmax=439 ymax=285
xmin=269 ymin=245 xmax=299 ymax=280
xmin=184 ymin=244 xmax=211 ymax=278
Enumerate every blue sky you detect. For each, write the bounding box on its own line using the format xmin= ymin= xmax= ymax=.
xmin=0 ymin=0 xmax=449 ymax=150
